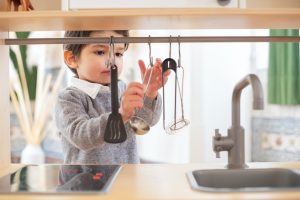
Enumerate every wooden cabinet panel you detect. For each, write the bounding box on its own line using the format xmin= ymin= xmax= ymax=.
xmin=69 ymin=0 xmax=238 ymax=9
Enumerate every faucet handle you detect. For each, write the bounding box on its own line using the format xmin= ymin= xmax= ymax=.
xmin=214 ymin=129 xmax=221 ymax=140
xmin=213 ymin=129 xmax=222 ymax=158
xmin=215 ymin=150 xmax=220 ymax=158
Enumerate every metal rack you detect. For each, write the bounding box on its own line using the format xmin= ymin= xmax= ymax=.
xmin=5 ymin=36 xmax=300 ymax=45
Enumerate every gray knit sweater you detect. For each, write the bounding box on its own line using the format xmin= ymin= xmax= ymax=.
xmin=54 ymin=79 xmax=162 ymax=164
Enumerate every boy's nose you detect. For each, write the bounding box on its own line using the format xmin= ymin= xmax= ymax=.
xmin=105 ymin=53 xmax=113 ymax=67
xmin=107 ymin=51 xmax=115 ymax=65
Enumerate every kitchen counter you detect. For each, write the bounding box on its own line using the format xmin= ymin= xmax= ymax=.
xmin=0 ymin=162 xmax=300 ymax=200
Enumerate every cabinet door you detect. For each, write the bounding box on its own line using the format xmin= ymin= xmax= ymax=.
xmin=68 ymin=0 xmax=238 ymax=9
xmin=245 ymin=0 xmax=300 ymax=8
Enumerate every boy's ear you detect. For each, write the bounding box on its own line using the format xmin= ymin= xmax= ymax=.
xmin=64 ymin=50 xmax=78 ymax=69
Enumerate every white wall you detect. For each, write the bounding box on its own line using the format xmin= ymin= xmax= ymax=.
xmin=188 ymin=30 xmax=252 ymax=163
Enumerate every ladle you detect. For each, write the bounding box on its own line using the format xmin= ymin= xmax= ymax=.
xmin=129 ymin=37 xmax=154 ymax=135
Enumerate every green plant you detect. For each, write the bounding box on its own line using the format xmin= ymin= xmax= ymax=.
xmin=9 ymin=31 xmax=66 ymax=145
xmin=9 ymin=32 xmax=37 ymax=100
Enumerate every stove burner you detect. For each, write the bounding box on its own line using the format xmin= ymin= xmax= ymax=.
xmin=0 ymin=165 xmax=121 ymax=194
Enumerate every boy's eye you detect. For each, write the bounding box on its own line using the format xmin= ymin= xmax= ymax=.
xmin=115 ymin=52 xmax=123 ymax=57
xmin=95 ymin=50 xmax=105 ymax=56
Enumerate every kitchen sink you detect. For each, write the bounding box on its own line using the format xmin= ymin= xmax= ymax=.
xmin=187 ymin=168 xmax=300 ymax=192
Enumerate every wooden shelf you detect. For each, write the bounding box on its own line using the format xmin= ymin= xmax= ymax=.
xmin=0 ymin=8 xmax=300 ymax=31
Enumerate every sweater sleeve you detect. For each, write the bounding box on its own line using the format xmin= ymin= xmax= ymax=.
xmin=54 ymin=89 xmax=109 ymax=151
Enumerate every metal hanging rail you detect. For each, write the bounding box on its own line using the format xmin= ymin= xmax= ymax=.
xmin=4 ymin=36 xmax=300 ymax=45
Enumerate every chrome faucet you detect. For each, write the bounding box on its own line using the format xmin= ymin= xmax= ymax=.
xmin=213 ymin=74 xmax=264 ymax=169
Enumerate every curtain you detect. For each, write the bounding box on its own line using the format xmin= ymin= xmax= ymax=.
xmin=268 ymin=29 xmax=300 ymax=105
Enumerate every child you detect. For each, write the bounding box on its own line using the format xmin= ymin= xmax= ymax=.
xmin=54 ymin=30 xmax=170 ymax=164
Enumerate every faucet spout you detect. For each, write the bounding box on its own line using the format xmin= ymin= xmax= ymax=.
xmin=232 ymin=74 xmax=264 ymax=128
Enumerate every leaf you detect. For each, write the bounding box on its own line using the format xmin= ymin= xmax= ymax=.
xmin=9 ymin=48 xmax=18 ymax=73
xmin=9 ymin=31 xmax=37 ymax=100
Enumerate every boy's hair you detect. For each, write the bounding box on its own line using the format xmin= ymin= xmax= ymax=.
xmin=63 ymin=30 xmax=129 ymax=75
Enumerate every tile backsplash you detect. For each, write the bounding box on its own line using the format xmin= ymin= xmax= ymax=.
xmin=252 ymin=117 xmax=300 ymax=161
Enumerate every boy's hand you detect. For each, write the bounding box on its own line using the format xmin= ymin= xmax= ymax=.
xmin=119 ymin=82 xmax=145 ymax=123
xmin=138 ymin=58 xmax=171 ymax=99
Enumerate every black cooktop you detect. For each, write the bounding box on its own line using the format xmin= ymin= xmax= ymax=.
xmin=0 ymin=165 xmax=121 ymax=194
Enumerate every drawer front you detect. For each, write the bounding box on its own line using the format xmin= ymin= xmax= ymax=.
xmin=68 ymin=0 xmax=238 ymax=9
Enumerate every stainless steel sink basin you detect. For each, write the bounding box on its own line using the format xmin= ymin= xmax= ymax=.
xmin=187 ymin=168 xmax=300 ymax=192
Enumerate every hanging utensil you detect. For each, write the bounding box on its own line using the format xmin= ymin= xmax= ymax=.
xmin=129 ymin=36 xmax=154 ymax=135
xmin=162 ymin=36 xmax=177 ymax=131
xmin=104 ymin=37 xmax=127 ymax=143
xmin=165 ymin=36 xmax=190 ymax=134
xmin=162 ymin=36 xmax=189 ymax=134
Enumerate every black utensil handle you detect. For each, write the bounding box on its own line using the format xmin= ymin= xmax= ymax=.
xmin=162 ymin=58 xmax=177 ymax=73
xmin=111 ymin=65 xmax=119 ymax=115
xmin=161 ymin=57 xmax=178 ymax=130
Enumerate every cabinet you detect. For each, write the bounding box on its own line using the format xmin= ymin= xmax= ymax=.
xmin=68 ymin=0 xmax=300 ymax=9
xmin=1 ymin=4 xmax=300 ymax=168
xmin=1 ymin=8 xmax=300 ymax=31
xmin=245 ymin=0 xmax=300 ymax=8
xmin=68 ymin=0 xmax=238 ymax=9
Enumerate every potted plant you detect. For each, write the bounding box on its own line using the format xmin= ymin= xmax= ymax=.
xmin=9 ymin=32 xmax=65 ymax=164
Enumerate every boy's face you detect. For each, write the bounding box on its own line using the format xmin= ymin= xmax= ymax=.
xmin=74 ymin=31 xmax=125 ymax=85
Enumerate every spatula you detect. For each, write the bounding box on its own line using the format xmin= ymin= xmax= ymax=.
xmin=104 ymin=64 xmax=127 ymax=143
